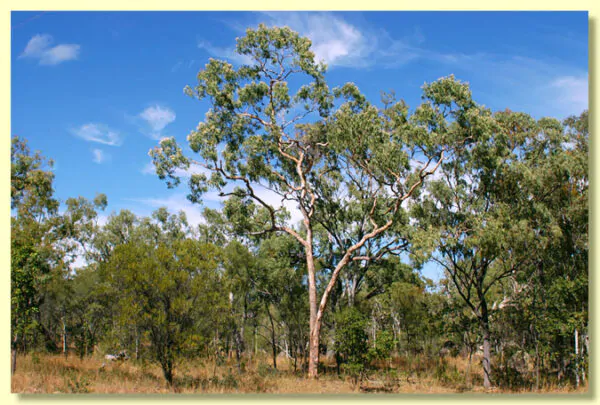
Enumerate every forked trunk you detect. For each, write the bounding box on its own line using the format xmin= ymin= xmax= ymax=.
xmin=303 ymin=211 xmax=386 ymax=378
xmin=306 ymin=238 xmax=354 ymax=378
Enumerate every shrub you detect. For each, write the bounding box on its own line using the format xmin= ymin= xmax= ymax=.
xmin=334 ymin=307 xmax=369 ymax=386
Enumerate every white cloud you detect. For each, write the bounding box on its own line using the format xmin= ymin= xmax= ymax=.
xmin=422 ymin=51 xmax=589 ymax=118
xmin=21 ymin=34 xmax=52 ymax=57
xmin=548 ymin=74 xmax=588 ymax=116
xmin=199 ymin=13 xmax=395 ymax=68
xmin=262 ymin=12 xmax=375 ymax=68
xmin=139 ymin=105 xmax=176 ymax=139
xmin=20 ymin=34 xmax=80 ymax=65
xmin=211 ymin=12 xmax=586 ymax=119
xmin=241 ymin=12 xmax=428 ymax=69
xmin=92 ymin=148 xmax=108 ymax=164
xmin=71 ymin=123 xmax=122 ymax=146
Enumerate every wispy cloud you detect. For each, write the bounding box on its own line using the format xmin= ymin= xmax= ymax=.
xmin=171 ymin=60 xmax=183 ymax=72
xmin=547 ymin=74 xmax=588 ymax=116
xmin=19 ymin=34 xmax=80 ymax=65
xmin=71 ymin=123 xmax=122 ymax=146
xmin=439 ymin=54 xmax=588 ymax=117
xmin=139 ymin=105 xmax=176 ymax=139
xmin=204 ymin=12 xmax=586 ymax=117
xmin=245 ymin=12 xmax=431 ymax=69
xmin=205 ymin=12 xmax=452 ymax=70
xmin=92 ymin=148 xmax=109 ymax=164
xmin=261 ymin=12 xmax=375 ymax=68
xmin=197 ymin=39 xmax=253 ymax=65
xmin=171 ymin=59 xmax=197 ymax=73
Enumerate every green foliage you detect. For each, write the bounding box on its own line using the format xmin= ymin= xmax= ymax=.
xmin=10 ymin=25 xmax=588 ymax=392
xmin=103 ymin=235 xmax=225 ymax=384
xmin=11 ymin=136 xmax=62 ymax=362
xmin=368 ymin=330 xmax=394 ymax=362
xmin=334 ymin=307 xmax=369 ymax=384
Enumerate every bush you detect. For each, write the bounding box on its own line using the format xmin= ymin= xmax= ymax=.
xmin=334 ymin=307 xmax=369 ymax=386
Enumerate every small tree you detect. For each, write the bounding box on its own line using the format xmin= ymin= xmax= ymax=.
xmin=334 ymin=307 xmax=369 ymax=386
xmin=411 ymin=109 xmax=581 ymax=388
xmin=11 ymin=137 xmax=60 ymax=374
xmin=104 ymin=234 xmax=223 ymax=385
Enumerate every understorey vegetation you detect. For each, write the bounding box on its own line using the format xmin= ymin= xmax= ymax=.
xmin=11 ymin=26 xmax=588 ymax=394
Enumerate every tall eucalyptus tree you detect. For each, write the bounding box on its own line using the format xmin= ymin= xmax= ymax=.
xmin=151 ymin=25 xmax=482 ymax=377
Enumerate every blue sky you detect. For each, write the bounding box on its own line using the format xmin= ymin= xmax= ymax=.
xmin=11 ymin=11 xmax=588 ymax=280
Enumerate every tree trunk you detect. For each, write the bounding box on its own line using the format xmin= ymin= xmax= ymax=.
xmin=304 ymin=219 xmax=375 ymax=378
xmin=135 ymin=328 xmax=140 ymax=360
xmin=581 ymin=331 xmax=587 ymax=383
xmin=466 ymin=347 xmax=473 ymax=387
xmin=575 ymin=328 xmax=580 ymax=388
xmin=231 ymin=292 xmax=244 ymax=372
xmin=306 ymin=235 xmax=320 ymax=379
xmin=535 ymin=339 xmax=540 ymax=391
xmin=253 ymin=324 xmax=257 ymax=360
xmin=264 ymin=301 xmax=277 ymax=370
xmin=348 ymin=275 xmax=357 ymax=307
xmin=162 ymin=359 xmax=174 ymax=386
xmin=476 ymin=275 xmax=492 ymax=390
xmin=308 ymin=318 xmax=321 ymax=378
xmin=481 ymin=322 xmax=492 ymax=389
xmin=11 ymin=331 xmax=19 ymax=375
xmin=233 ymin=325 xmax=243 ymax=371
xmin=62 ymin=316 xmax=68 ymax=359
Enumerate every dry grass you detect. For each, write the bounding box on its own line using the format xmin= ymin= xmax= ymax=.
xmin=11 ymin=352 xmax=589 ymax=395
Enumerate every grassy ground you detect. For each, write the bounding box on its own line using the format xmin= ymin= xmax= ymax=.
xmin=11 ymin=352 xmax=589 ymax=394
